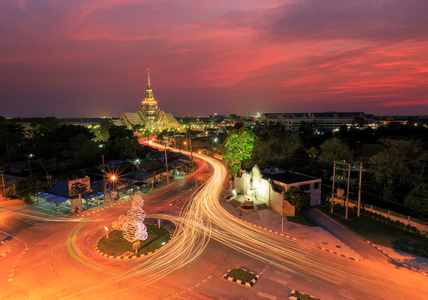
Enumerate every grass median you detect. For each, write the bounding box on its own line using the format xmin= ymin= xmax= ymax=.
xmin=225 ymin=268 xmax=256 ymax=282
xmin=97 ymin=225 xmax=170 ymax=256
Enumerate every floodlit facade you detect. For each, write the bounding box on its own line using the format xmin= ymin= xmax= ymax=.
xmin=114 ymin=67 xmax=180 ymax=130
xmin=235 ymin=165 xmax=321 ymax=216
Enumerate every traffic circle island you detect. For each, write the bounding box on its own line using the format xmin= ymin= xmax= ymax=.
xmin=95 ymin=225 xmax=171 ymax=259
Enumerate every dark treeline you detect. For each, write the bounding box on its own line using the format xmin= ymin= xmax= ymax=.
xmin=0 ymin=116 xmax=145 ymax=179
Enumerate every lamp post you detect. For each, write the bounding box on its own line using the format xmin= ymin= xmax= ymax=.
xmin=110 ymin=175 xmax=117 ymax=201
xmin=26 ymin=154 xmax=33 ymax=177
xmin=105 ymin=226 xmax=109 ymax=238
xmin=189 ymin=136 xmax=194 ymax=173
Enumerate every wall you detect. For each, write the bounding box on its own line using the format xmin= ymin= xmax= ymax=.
xmin=331 ymin=196 xmax=428 ymax=233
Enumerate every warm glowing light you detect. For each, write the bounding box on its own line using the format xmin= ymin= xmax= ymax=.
xmin=111 ymin=175 xmax=116 ymax=181
xmin=104 ymin=226 xmax=108 ymax=231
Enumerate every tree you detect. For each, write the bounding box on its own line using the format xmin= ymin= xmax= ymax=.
xmin=15 ymin=177 xmax=44 ymax=203
xmin=106 ymin=126 xmax=142 ymax=159
xmin=318 ymin=137 xmax=353 ymax=164
xmin=222 ymin=128 xmax=255 ymax=176
xmin=299 ymin=121 xmax=316 ymax=148
xmin=0 ymin=117 xmax=25 ymax=163
xmin=369 ymin=139 xmax=428 ymax=203
xmin=91 ymin=120 xmax=111 ymax=141
xmin=404 ymin=183 xmax=428 ymax=216
xmin=352 ymin=115 xmax=366 ymax=127
xmin=286 ymin=187 xmax=308 ymax=214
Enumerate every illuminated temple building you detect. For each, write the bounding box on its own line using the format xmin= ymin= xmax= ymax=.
xmin=113 ymin=68 xmax=180 ymax=130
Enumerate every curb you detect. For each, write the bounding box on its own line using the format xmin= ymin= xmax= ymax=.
xmin=94 ymin=227 xmax=173 ymax=260
xmin=223 ymin=267 xmax=260 ymax=287
xmin=76 ymin=188 xmax=162 ymax=217
xmin=0 ymin=244 xmax=11 ymax=258
xmin=167 ymin=193 xmax=188 ymax=206
xmin=76 ymin=200 xmax=130 ymax=217
xmin=316 ymin=246 xmax=363 ymax=261
xmin=289 ymin=289 xmax=322 ymax=300
xmin=167 ymin=185 xmax=198 ymax=206
xmin=366 ymin=241 xmax=428 ymax=277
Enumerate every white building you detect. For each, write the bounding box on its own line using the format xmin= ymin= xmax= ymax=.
xmin=234 ymin=165 xmax=321 ymax=216
xmin=262 ymin=112 xmax=365 ymax=132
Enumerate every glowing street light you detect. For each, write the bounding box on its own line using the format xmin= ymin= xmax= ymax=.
xmin=105 ymin=226 xmax=109 ymax=238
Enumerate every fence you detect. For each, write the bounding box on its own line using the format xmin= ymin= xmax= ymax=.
xmin=329 ymin=196 xmax=428 ymax=233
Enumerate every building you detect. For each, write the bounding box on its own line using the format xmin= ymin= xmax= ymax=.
xmin=262 ymin=112 xmax=365 ymax=132
xmin=234 ymin=165 xmax=321 ymax=216
xmin=113 ymin=67 xmax=180 ymax=130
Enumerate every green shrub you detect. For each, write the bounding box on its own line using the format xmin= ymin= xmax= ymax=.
xmin=226 ymin=268 xmax=256 ymax=282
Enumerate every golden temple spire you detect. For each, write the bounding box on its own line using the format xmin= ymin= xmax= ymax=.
xmin=145 ymin=66 xmax=154 ymax=100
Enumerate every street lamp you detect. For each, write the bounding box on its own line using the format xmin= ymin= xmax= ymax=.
xmin=26 ymin=154 xmax=34 ymax=177
xmin=109 ymin=174 xmax=117 ymax=200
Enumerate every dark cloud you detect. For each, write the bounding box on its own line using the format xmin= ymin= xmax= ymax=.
xmin=262 ymin=0 xmax=428 ymax=42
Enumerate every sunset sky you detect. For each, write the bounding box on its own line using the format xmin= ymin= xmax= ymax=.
xmin=1 ymin=0 xmax=428 ymax=118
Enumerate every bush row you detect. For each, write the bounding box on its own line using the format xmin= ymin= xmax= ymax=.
xmin=359 ymin=207 xmax=428 ymax=238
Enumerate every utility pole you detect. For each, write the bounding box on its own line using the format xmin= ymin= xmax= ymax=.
xmin=331 ymin=161 xmax=336 ymax=214
xmin=345 ymin=163 xmax=351 ymax=220
xmin=332 ymin=161 xmax=351 ymax=219
xmin=102 ymin=155 xmax=107 ymax=207
xmin=165 ymin=131 xmax=169 ymax=185
xmin=357 ymin=161 xmax=363 ymax=217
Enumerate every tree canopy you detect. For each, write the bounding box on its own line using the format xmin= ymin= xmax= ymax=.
xmin=222 ymin=128 xmax=255 ymax=176
xmin=286 ymin=187 xmax=308 ymax=214
xmin=369 ymin=139 xmax=428 ymax=203
xmin=318 ymin=137 xmax=353 ymax=164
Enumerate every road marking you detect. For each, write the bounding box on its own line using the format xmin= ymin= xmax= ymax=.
xmin=270 ymin=278 xmax=288 ymax=286
xmin=339 ymin=288 xmax=354 ymax=299
xmin=273 ymin=270 xmax=292 ymax=278
xmin=257 ymin=291 xmax=277 ymax=300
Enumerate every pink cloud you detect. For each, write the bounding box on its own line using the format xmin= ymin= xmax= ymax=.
xmin=1 ymin=0 xmax=428 ymax=117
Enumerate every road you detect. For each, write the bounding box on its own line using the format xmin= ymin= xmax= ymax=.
xmin=0 ymin=145 xmax=427 ymax=299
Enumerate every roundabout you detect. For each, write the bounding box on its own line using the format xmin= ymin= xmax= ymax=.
xmin=95 ymin=225 xmax=172 ymax=259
